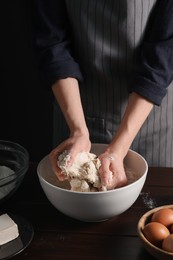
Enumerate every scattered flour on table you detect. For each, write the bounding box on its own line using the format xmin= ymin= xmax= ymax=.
xmin=140 ymin=191 xmax=157 ymax=209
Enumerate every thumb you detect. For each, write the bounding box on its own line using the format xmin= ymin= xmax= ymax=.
xmin=66 ymin=149 xmax=79 ymax=167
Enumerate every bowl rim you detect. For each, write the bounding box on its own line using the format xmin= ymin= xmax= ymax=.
xmin=0 ymin=139 xmax=29 ymax=156
xmin=0 ymin=139 xmax=29 ymax=179
xmin=37 ymin=148 xmax=148 ymax=195
xmin=0 ymin=172 xmax=26 ymax=187
xmin=137 ymin=204 xmax=173 ymax=256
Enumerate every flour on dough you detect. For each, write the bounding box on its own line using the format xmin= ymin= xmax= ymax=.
xmin=58 ymin=151 xmax=107 ymax=192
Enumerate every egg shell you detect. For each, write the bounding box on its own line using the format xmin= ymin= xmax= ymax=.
xmin=143 ymin=222 xmax=170 ymax=247
xmin=162 ymin=234 xmax=173 ymax=253
xmin=151 ymin=208 xmax=173 ymax=227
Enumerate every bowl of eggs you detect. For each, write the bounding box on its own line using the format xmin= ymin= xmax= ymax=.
xmin=37 ymin=143 xmax=148 ymax=222
xmin=137 ymin=205 xmax=173 ymax=259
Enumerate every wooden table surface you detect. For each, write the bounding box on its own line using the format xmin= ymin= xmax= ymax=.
xmin=1 ymin=163 xmax=173 ymax=260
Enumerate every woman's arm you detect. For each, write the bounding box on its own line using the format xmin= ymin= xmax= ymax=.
xmin=99 ymin=92 xmax=153 ymax=189
xmin=99 ymin=0 xmax=173 ymax=189
xmin=31 ymin=0 xmax=83 ymax=88
xmin=31 ymin=1 xmax=90 ymax=180
xmin=52 ymin=78 xmax=88 ymax=137
xmin=109 ymin=92 xmax=153 ymax=158
xmin=49 ymin=78 xmax=91 ymax=180
xmin=132 ymin=0 xmax=173 ymax=105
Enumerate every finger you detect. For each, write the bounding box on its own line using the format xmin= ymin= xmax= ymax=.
xmin=56 ymin=171 xmax=67 ymax=181
xmin=49 ymin=149 xmax=67 ymax=181
xmin=66 ymin=148 xmax=87 ymax=166
xmin=107 ymin=171 xmax=128 ymax=189
xmin=99 ymin=169 xmax=113 ymax=187
xmin=65 ymin=149 xmax=78 ymax=166
xmin=99 ymin=156 xmax=114 ymax=185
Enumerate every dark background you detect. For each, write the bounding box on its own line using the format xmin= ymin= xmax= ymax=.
xmin=0 ymin=1 xmax=53 ymax=162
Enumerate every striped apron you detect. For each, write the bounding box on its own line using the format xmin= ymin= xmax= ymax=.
xmin=53 ymin=0 xmax=173 ymax=167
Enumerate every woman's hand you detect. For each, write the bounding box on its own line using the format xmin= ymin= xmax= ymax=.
xmin=98 ymin=151 xmax=128 ymax=190
xmin=49 ymin=132 xmax=91 ymax=181
xmin=98 ymin=92 xmax=153 ymax=190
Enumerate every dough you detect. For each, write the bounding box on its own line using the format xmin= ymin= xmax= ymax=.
xmin=58 ymin=151 xmax=106 ymax=192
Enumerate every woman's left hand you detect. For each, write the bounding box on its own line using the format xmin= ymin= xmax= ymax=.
xmin=98 ymin=152 xmax=128 ymax=190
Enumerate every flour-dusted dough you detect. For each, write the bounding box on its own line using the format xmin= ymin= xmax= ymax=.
xmin=58 ymin=151 xmax=106 ymax=192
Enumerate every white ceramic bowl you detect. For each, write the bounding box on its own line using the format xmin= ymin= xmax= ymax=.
xmin=37 ymin=143 xmax=148 ymax=222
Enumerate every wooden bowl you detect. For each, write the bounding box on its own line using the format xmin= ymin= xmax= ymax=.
xmin=137 ymin=205 xmax=173 ymax=259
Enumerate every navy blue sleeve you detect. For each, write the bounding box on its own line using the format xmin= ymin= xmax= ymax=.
xmin=132 ymin=0 xmax=173 ymax=105
xmin=31 ymin=0 xmax=83 ymax=88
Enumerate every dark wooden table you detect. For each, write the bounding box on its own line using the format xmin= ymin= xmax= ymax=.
xmin=1 ymin=163 xmax=173 ymax=260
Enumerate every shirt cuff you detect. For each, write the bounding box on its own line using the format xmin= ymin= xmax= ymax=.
xmin=39 ymin=60 xmax=83 ymax=88
xmin=131 ymin=78 xmax=167 ymax=106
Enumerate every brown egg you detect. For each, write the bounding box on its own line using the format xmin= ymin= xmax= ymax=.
xmin=162 ymin=234 xmax=173 ymax=253
xmin=143 ymin=222 xmax=170 ymax=247
xmin=151 ymin=208 xmax=173 ymax=227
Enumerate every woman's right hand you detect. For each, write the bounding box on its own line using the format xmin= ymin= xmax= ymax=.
xmin=49 ymin=132 xmax=91 ymax=181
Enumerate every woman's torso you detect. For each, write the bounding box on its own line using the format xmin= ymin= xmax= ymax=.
xmin=53 ymin=0 xmax=173 ymax=166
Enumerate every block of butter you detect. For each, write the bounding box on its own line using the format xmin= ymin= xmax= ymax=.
xmin=0 ymin=214 xmax=19 ymax=245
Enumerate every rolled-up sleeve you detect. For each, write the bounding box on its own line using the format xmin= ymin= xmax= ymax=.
xmin=132 ymin=0 xmax=173 ymax=105
xmin=31 ymin=0 xmax=83 ymax=88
